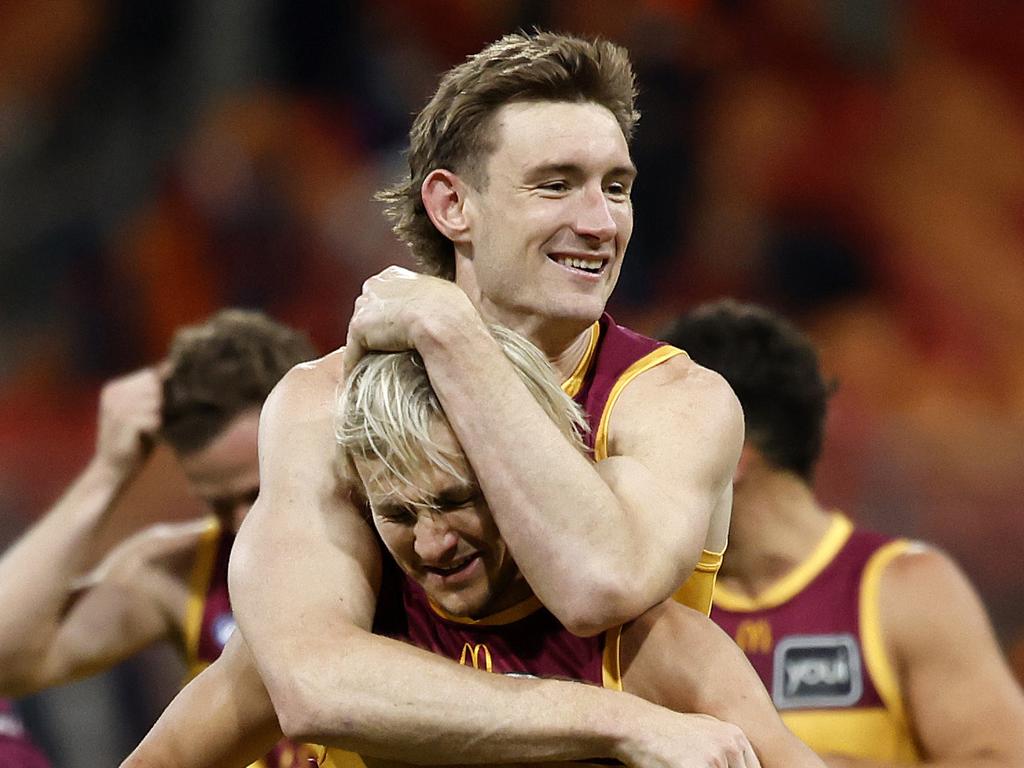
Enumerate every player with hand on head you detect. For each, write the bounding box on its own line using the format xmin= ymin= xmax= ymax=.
xmin=660 ymin=299 xmax=1024 ymax=767
xmin=126 ymin=326 xmax=823 ymax=768
xmin=122 ymin=30 xmax=743 ymax=767
xmin=0 ymin=310 xmax=319 ymax=768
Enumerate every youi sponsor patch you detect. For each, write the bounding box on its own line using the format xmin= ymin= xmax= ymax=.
xmin=772 ymin=634 xmax=863 ymax=709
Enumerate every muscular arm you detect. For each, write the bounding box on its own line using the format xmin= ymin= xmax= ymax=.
xmin=620 ymin=600 xmax=825 ymax=768
xmin=347 ymin=270 xmax=743 ymax=634
xmin=825 ymin=547 xmax=1024 ymax=768
xmin=421 ymin=320 xmax=739 ymax=633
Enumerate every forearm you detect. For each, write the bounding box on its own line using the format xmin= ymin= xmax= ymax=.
xmin=0 ymin=458 xmax=131 ymax=684
xmin=415 ymin=319 xmax=694 ymax=630
xmin=261 ymin=627 xmax=639 ymax=764
xmin=121 ymin=637 xmax=280 ymax=768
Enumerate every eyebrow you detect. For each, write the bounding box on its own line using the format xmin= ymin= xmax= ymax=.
xmin=525 ymin=162 xmax=637 ymax=181
xmin=374 ymin=482 xmax=478 ymax=512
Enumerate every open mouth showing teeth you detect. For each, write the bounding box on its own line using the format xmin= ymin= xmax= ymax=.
xmin=425 ymin=554 xmax=479 ymax=577
xmin=550 ymin=255 xmax=605 ymax=274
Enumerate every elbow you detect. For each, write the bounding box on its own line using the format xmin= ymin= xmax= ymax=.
xmin=554 ymin=579 xmax=654 ymax=638
xmin=272 ymin=672 xmax=348 ymax=745
xmin=270 ymin=678 xmax=322 ymax=743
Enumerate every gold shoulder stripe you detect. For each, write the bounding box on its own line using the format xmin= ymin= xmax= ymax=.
xmin=594 ymin=345 xmax=686 ymax=461
xmin=561 ymin=322 xmax=601 ymax=399
xmin=860 ymin=538 xmax=913 ymax=724
xmin=427 ymin=594 xmax=543 ymax=626
xmin=602 ymin=625 xmax=624 ymax=691
xmin=713 ymin=513 xmax=853 ymax=612
xmin=183 ymin=516 xmax=222 ymax=672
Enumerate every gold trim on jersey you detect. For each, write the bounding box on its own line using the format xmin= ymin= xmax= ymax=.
xmin=427 ymin=594 xmax=544 ymax=626
xmin=561 ymin=321 xmax=601 ymax=399
xmin=183 ymin=516 xmax=222 ymax=678
xmin=602 ymin=625 xmax=624 ymax=691
xmin=860 ymin=539 xmax=915 ymax=735
xmin=593 ymin=346 xmax=685 ymax=462
xmin=713 ymin=513 xmax=853 ymax=612
xmin=781 ymin=708 xmax=920 ymax=763
xmin=674 ymin=548 xmax=724 ymax=616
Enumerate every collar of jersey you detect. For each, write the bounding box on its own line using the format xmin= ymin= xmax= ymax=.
xmin=427 ymin=594 xmax=544 ymax=625
xmin=561 ymin=321 xmax=601 ymax=399
xmin=714 ymin=512 xmax=854 ymax=612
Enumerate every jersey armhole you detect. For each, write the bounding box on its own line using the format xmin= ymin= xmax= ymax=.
xmin=182 ymin=517 xmax=222 ymax=671
xmin=859 ymin=539 xmax=912 ymax=722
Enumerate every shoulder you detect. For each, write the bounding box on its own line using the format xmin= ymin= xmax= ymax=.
xmin=876 ymin=542 xmax=968 ymax=601
xmin=874 ymin=542 xmax=991 ymax=653
xmin=611 ymin=354 xmax=743 ymax=452
xmin=262 ymin=348 xmax=346 ymax=423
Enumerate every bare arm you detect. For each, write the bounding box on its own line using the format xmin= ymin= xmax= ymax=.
xmin=824 ymin=547 xmax=1024 ymax=768
xmin=120 ymin=631 xmax=282 ymax=768
xmin=0 ymin=368 xmax=181 ymax=694
xmin=620 ymin=600 xmax=825 ymax=768
xmin=124 ymin=622 xmax=760 ymax=768
xmin=231 ymin=352 xmax=747 ymax=767
xmin=345 ymin=268 xmax=743 ymax=633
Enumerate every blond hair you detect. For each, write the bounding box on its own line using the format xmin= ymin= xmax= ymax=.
xmin=336 ymin=325 xmax=588 ymax=504
xmin=376 ymin=30 xmax=638 ymax=280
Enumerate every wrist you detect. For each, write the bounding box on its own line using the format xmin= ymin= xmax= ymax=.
xmin=411 ymin=299 xmax=489 ymax=360
xmin=86 ymin=453 xmax=138 ymax=490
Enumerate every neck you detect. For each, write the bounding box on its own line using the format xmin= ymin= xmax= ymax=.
xmin=719 ymin=467 xmax=834 ymax=599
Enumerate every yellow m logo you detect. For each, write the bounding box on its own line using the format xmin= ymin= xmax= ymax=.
xmin=735 ymin=619 xmax=773 ymax=654
xmin=459 ymin=642 xmax=493 ymax=672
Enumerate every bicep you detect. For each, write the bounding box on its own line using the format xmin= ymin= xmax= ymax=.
xmin=601 ymin=361 xmax=743 ymax=556
xmin=883 ymin=548 xmax=1024 ymax=761
xmin=228 ymin=360 xmax=383 ymax=693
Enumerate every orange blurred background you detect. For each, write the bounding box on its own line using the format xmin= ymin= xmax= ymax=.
xmin=1 ymin=1 xmax=1022 ymax=764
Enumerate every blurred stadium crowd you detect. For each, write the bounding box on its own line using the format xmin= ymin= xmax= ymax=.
xmin=1 ymin=1 xmax=1023 ymax=764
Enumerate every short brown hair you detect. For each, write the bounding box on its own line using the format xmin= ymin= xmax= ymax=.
xmin=160 ymin=309 xmax=316 ymax=454
xmin=377 ymin=30 xmax=639 ymax=280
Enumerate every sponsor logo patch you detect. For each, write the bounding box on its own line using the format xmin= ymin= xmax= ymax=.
xmin=212 ymin=612 xmax=237 ymax=649
xmin=772 ymin=634 xmax=862 ymax=709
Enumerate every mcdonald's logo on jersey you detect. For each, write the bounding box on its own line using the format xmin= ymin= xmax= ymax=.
xmin=735 ymin=619 xmax=773 ymax=654
xmin=459 ymin=643 xmax=493 ymax=672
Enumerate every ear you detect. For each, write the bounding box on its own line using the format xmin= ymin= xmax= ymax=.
xmin=422 ymin=169 xmax=471 ymax=244
xmin=734 ymin=441 xmax=757 ymax=483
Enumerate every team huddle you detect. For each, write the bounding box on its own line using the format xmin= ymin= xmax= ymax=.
xmin=1 ymin=30 xmax=1023 ymax=768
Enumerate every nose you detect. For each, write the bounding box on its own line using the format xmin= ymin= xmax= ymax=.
xmin=413 ymin=513 xmax=459 ymax=564
xmin=573 ymin=184 xmax=617 ymax=243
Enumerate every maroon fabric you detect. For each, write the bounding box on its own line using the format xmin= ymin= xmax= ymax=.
xmin=711 ymin=528 xmax=894 ymax=710
xmin=0 ymin=699 xmax=50 ymax=768
xmin=374 ymin=560 xmax=605 ymax=683
xmin=573 ymin=313 xmax=666 ymax=452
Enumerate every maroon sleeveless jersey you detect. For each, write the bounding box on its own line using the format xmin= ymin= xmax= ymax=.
xmin=373 ymin=559 xmax=619 ymax=687
xmin=0 ymin=699 xmax=50 ymax=768
xmin=565 ymin=314 xmax=674 ymax=457
xmin=185 ymin=520 xmax=320 ymax=768
xmin=711 ymin=514 xmax=918 ymax=761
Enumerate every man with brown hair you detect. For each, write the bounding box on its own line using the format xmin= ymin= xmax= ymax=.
xmin=0 ymin=310 xmax=318 ymax=767
xmin=660 ymin=300 xmax=1024 ymax=767
xmin=123 ymin=29 xmax=745 ymax=768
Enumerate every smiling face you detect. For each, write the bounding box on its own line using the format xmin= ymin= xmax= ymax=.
xmin=456 ymin=100 xmax=636 ymax=338
xmin=177 ymin=409 xmax=261 ymax=533
xmin=356 ymin=423 xmax=530 ymax=619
